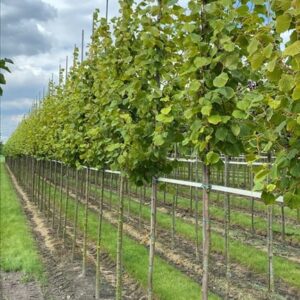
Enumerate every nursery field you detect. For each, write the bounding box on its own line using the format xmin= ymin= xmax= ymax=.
xmin=3 ymin=156 xmax=300 ymax=299
xmin=2 ymin=0 xmax=300 ymax=299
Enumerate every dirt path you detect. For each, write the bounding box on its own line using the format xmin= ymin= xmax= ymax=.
xmin=0 ymin=271 xmax=44 ymax=300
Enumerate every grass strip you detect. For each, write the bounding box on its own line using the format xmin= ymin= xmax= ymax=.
xmin=157 ymin=188 xmax=300 ymax=243
xmin=0 ymin=163 xmax=44 ymax=280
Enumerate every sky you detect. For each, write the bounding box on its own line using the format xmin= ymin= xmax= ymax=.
xmin=0 ymin=0 xmax=120 ymax=143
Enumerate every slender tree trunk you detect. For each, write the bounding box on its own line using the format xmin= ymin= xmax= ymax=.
xmin=127 ymin=178 xmax=131 ymax=219
xmin=63 ymin=166 xmax=70 ymax=244
xmin=31 ymin=158 xmax=35 ymax=203
xmin=224 ymin=156 xmax=230 ymax=299
xmin=281 ymin=205 xmax=285 ymax=242
xmin=58 ymin=163 xmax=64 ymax=236
xmin=52 ymin=161 xmax=58 ymax=228
xmin=95 ymin=170 xmax=105 ymax=299
xmin=148 ymin=177 xmax=157 ymax=300
xmin=116 ymin=174 xmax=124 ymax=300
xmin=110 ymin=173 xmax=113 ymax=210
xmin=37 ymin=160 xmax=41 ymax=209
xmin=195 ymin=155 xmax=200 ymax=261
xmin=47 ymin=160 xmax=52 ymax=222
xmin=190 ymin=161 xmax=193 ymax=216
xmin=250 ymin=167 xmax=255 ymax=234
xmin=267 ymin=154 xmax=274 ymax=297
xmin=82 ymin=167 xmax=90 ymax=277
xmin=171 ymin=192 xmax=176 ymax=250
xmin=139 ymin=187 xmax=143 ymax=230
xmin=72 ymin=169 xmax=80 ymax=261
xmin=163 ymin=184 xmax=166 ymax=205
xmin=202 ymin=162 xmax=210 ymax=300
xmin=41 ymin=160 xmax=45 ymax=212
xmin=267 ymin=205 xmax=274 ymax=296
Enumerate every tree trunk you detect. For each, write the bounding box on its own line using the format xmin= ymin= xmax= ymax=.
xmin=224 ymin=156 xmax=230 ymax=299
xmin=267 ymin=154 xmax=274 ymax=297
xmin=147 ymin=177 xmax=157 ymax=300
xmin=110 ymin=173 xmax=113 ymax=210
xmin=195 ymin=155 xmax=200 ymax=261
xmin=95 ymin=170 xmax=105 ymax=299
xmin=47 ymin=160 xmax=52 ymax=222
xmin=63 ymin=165 xmax=70 ymax=243
xmin=267 ymin=205 xmax=274 ymax=296
xmin=52 ymin=161 xmax=58 ymax=228
xmin=116 ymin=174 xmax=124 ymax=300
xmin=281 ymin=205 xmax=285 ymax=242
xmin=58 ymin=163 xmax=64 ymax=235
xmin=82 ymin=167 xmax=90 ymax=277
xmin=72 ymin=169 xmax=80 ymax=261
xmin=250 ymin=167 xmax=255 ymax=234
xmin=202 ymin=162 xmax=210 ymax=300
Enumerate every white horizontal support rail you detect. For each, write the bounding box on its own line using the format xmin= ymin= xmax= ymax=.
xmin=45 ymin=158 xmax=283 ymax=204
xmin=167 ymin=157 xmax=265 ymax=166
xmin=157 ymin=177 xmax=283 ymax=204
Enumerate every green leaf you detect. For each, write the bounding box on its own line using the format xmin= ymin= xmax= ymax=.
xmin=262 ymin=43 xmax=273 ymax=59
xmin=106 ymin=143 xmax=121 ymax=152
xmin=183 ymin=23 xmax=196 ymax=33
xmin=276 ymin=14 xmax=291 ymax=33
xmin=223 ymin=54 xmax=239 ymax=70
xmin=218 ymin=87 xmax=234 ymax=99
xmin=190 ymin=80 xmax=201 ymax=91
xmin=284 ymin=192 xmax=300 ymax=209
xmin=153 ymin=134 xmax=165 ymax=146
xmin=267 ymin=57 xmax=277 ymax=72
xmin=290 ymin=162 xmax=300 ymax=177
xmin=161 ymin=106 xmax=172 ymax=115
xmin=194 ymin=57 xmax=210 ymax=68
xmin=279 ymin=74 xmax=295 ymax=92
xmin=0 ymin=73 xmax=5 ymax=84
xmin=224 ymin=42 xmax=235 ymax=52
xmin=206 ymin=151 xmax=220 ymax=165
xmin=215 ymin=127 xmax=228 ymax=141
xmin=292 ymin=84 xmax=300 ymax=100
xmin=156 ymin=114 xmax=174 ymax=123
xmin=261 ymin=191 xmax=276 ymax=205
xmin=283 ymin=41 xmax=300 ymax=57
xmin=213 ymin=72 xmax=229 ymax=88
xmin=232 ymin=110 xmax=247 ymax=119
xmin=208 ymin=115 xmax=222 ymax=125
xmin=247 ymin=38 xmax=259 ymax=55
xmin=231 ymin=124 xmax=240 ymax=136
xmin=237 ymin=100 xmax=250 ymax=111
xmin=249 ymin=52 xmax=264 ymax=70
xmin=201 ymin=105 xmax=212 ymax=116
xmin=184 ymin=108 xmax=194 ymax=119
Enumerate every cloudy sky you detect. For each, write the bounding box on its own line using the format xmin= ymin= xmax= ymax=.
xmin=1 ymin=0 xmax=121 ymax=143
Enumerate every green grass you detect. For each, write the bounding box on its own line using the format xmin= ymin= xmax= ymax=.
xmin=88 ymin=183 xmax=300 ymax=290
xmin=156 ymin=189 xmax=300 ymax=243
xmin=0 ymin=162 xmax=44 ymax=280
xmin=44 ymin=179 xmax=218 ymax=300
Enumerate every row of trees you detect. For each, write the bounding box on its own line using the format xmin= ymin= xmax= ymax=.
xmin=4 ymin=0 xmax=300 ymax=298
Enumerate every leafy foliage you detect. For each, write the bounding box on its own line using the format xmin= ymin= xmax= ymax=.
xmin=4 ymin=0 xmax=300 ymax=208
